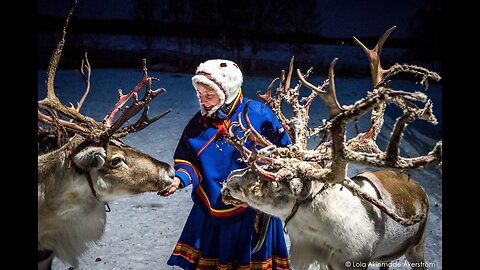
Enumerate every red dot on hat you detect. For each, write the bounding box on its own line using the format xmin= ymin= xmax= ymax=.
xmin=220 ymin=63 xmax=227 ymax=67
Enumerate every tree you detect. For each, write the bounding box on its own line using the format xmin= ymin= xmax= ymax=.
xmin=407 ymin=0 xmax=441 ymax=63
xmin=131 ymin=0 xmax=160 ymax=55
xmin=158 ymin=0 xmax=194 ymax=72
xmin=280 ymin=0 xmax=320 ymax=60
xmin=243 ymin=0 xmax=280 ymax=72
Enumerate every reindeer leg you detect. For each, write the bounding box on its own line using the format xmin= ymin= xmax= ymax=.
xmin=404 ymin=229 xmax=427 ymax=270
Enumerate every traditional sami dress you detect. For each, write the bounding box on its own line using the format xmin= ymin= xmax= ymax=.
xmin=167 ymin=91 xmax=291 ymax=270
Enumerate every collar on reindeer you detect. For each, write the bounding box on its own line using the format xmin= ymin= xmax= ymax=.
xmin=66 ymin=147 xmax=99 ymax=200
xmin=72 ymin=161 xmax=98 ymax=199
xmin=68 ymin=154 xmax=111 ymax=211
xmin=64 ymin=138 xmax=111 ymax=211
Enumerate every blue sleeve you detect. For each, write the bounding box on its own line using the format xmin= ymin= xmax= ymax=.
xmin=248 ymin=101 xmax=291 ymax=147
xmin=173 ymin=130 xmax=201 ymax=189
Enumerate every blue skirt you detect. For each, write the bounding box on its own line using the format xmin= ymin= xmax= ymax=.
xmin=167 ymin=204 xmax=290 ymax=270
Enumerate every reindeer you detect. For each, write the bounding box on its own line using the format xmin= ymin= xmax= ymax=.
xmin=38 ymin=2 xmax=174 ymax=269
xmin=221 ymin=26 xmax=441 ymax=270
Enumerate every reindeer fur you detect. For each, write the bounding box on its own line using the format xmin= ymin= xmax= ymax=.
xmin=223 ymin=168 xmax=428 ymax=270
xmin=38 ymin=135 xmax=174 ymax=269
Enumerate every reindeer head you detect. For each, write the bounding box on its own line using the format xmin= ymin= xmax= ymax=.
xmin=221 ymin=26 xmax=442 ymax=226
xmin=223 ymin=167 xmax=317 ymax=218
xmin=62 ymin=136 xmax=175 ymax=201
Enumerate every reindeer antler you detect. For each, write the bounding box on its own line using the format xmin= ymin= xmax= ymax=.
xmin=342 ymin=27 xmax=441 ymax=169
xmin=226 ymin=27 xmax=442 ymax=226
xmin=38 ymin=0 xmax=171 ymax=146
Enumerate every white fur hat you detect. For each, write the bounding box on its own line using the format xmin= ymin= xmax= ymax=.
xmin=192 ymin=59 xmax=243 ymax=116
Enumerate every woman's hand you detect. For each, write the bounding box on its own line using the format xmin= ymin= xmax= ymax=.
xmin=158 ymin=176 xmax=181 ymax=197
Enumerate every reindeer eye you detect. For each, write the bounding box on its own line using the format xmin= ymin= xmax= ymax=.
xmin=110 ymin=156 xmax=124 ymax=167
xmin=268 ymin=181 xmax=281 ymax=191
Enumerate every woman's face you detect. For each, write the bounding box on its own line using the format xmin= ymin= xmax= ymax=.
xmin=196 ymin=83 xmax=220 ymax=113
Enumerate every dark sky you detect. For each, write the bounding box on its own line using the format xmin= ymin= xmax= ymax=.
xmin=38 ymin=0 xmax=428 ymax=38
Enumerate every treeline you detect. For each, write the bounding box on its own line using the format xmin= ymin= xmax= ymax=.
xmin=38 ymin=0 xmax=440 ymax=73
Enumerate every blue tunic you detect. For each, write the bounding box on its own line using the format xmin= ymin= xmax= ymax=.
xmin=167 ymin=91 xmax=291 ymax=270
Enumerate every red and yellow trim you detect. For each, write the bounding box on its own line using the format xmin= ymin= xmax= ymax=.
xmin=180 ymin=91 xmax=249 ymax=217
xmin=197 ymin=134 xmax=217 ymax=156
xmin=172 ymin=242 xmax=201 ymax=263
xmin=195 ymin=187 xmax=246 ymax=217
xmin=175 ymin=158 xmax=244 ymax=217
xmin=176 ymin=168 xmax=192 ymax=185
xmin=172 ymin=242 xmax=290 ymax=270
xmin=174 ymin=159 xmax=202 ymax=183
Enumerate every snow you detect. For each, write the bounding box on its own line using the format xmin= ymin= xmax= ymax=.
xmin=38 ymin=67 xmax=442 ymax=270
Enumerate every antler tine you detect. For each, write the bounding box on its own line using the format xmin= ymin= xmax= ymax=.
xmin=347 ymin=26 xmax=441 ymax=169
xmin=383 ymin=98 xmax=440 ymax=166
xmin=285 ymin=56 xmax=295 ymax=93
xmin=353 ymin=26 xmax=396 ymax=87
xmin=340 ymin=91 xmax=442 ymax=170
xmin=325 ymin=59 xmax=343 ymax=117
xmin=226 ymin=123 xmax=251 ymax=160
xmin=112 ymin=105 xmax=172 ymax=139
xmin=346 ymin=26 xmax=397 ymax=155
xmin=347 ymin=27 xmax=392 ymax=153
xmin=225 ymin=103 xmax=280 ymax=181
xmin=72 ymin=52 xmax=91 ymax=112
xmin=301 ymin=67 xmax=320 ymax=110
xmin=44 ymin=0 xmax=78 ymax=103
xmin=297 ymin=58 xmax=343 ymax=118
xmin=226 ymin=119 xmax=266 ymax=167
xmin=256 ymin=77 xmax=278 ymax=107
xmin=38 ymin=0 xmax=102 ymax=134
xmin=104 ymin=76 xmax=148 ymax=127
xmin=39 ymin=1 xmax=171 ymax=148
xmin=343 ymin=140 xmax=442 ymax=170
xmin=38 ymin=109 xmax=88 ymax=134
xmin=242 ymin=101 xmax=273 ymax=148
xmin=258 ymin=76 xmax=294 ymax=141
xmin=104 ymin=60 xmax=171 ymax=138
xmin=104 ymin=60 xmax=152 ymax=128
xmin=107 ymin=84 xmax=163 ymax=132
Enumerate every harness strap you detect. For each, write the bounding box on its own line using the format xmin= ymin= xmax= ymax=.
xmin=283 ymin=183 xmax=331 ymax=234
xmin=85 ymin=173 xmax=98 ymax=198
xmin=66 ymin=150 xmax=99 ymax=200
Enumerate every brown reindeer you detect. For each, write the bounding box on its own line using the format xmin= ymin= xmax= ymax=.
xmin=38 ymin=2 xmax=174 ymax=269
xmin=221 ymin=26 xmax=441 ymax=270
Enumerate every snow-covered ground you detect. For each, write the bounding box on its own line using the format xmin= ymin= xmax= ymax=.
xmin=38 ymin=67 xmax=442 ymax=270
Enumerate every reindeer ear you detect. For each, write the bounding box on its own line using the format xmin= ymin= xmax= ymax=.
xmin=72 ymin=147 xmax=107 ymax=171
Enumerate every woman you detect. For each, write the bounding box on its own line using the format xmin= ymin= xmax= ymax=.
xmin=160 ymin=59 xmax=291 ymax=270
